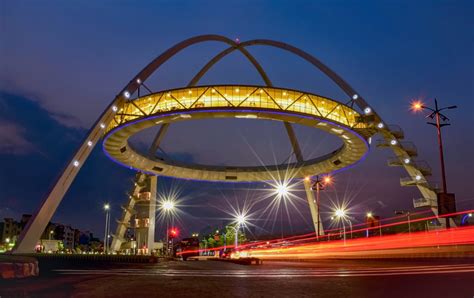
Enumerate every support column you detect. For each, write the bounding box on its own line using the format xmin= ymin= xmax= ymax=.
xmin=146 ymin=176 xmax=157 ymax=253
xmin=303 ymin=179 xmax=324 ymax=235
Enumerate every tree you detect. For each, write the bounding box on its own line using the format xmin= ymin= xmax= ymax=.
xmin=207 ymin=237 xmax=216 ymax=248
xmin=223 ymin=224 xmax=246 ymax=247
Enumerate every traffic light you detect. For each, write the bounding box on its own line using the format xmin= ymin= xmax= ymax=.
xmin=169 ymin=228 xmax=179 ymax=239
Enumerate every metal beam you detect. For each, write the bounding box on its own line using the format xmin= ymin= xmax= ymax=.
xmin=283 ymin=122 xmax=304 ymax=163
xmin=284 ymin=120 xmax=324 ymax=235
xmin=148 ymin=123 xmax=170 ymax=157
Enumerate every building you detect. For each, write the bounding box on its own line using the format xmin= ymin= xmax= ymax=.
xmin=0 ymin=218 xmax=22 ymax=244
xmin=0 ymin=215 xmax=98 ymax=252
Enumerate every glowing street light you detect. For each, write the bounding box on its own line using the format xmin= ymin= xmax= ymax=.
xmin=161 ymin=199 xmax=176 ymax=255
xmin=233 ymin=213 xmax=247 ymax=249
xmin=334 ymin=207 xmax=352 ymax=243
xmin=411 ymin=100 xmax=423 ymax=112
xmin=162 ymin=200 xmax=175 ymax=211
xmin=236 ymin=214 xmax=247 ymax=225
xmin=335 ymin=208 xmax=345 ymax=218
xmin=323 ymin=176 xmax=332 ymax=184
xmin=270 ymin=179 xmax=296 ymax=239
xmin=275 ymin=183 xmax=289 ymax=198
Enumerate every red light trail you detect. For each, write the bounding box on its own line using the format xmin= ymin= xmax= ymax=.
xmin=177 ymin=210 xmax=474 ymax=259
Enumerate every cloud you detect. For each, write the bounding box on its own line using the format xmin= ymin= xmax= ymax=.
xmin=0 ymin=120 xmax=36 ymax=155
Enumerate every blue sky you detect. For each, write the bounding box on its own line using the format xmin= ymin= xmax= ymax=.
xmin=0 ymin=0 xmax=473 ymax=239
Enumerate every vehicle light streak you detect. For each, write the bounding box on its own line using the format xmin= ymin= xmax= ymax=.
xmin=177 ymin=210 xmax=474 ymax=258
xmin=243 ymin=226 xmax=474 ymax=260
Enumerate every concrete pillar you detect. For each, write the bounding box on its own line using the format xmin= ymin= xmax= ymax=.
xmin=303 ymin=179 xmax=324 ymax=236
xmin=146 ymin=176 xmax=157 ymax=253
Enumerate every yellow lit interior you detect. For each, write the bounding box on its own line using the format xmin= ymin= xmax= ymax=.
xmin=107 ymin=86 xmax=366 ymax=132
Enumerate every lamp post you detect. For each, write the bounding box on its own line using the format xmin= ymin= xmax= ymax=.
xmin=103 ymin=203 xmax=110 ymax=254
xmin=367 ymin=212 xmax=383 ymax=236
xmin=334 ymin=208 xmax=351 ymax=245
xmin=308 ymin=175 xmax=332 ymax=238
xmin=275 ymin=182 xmax=289 ymax=239
xmin=234 ymin=214 xmax=247 ymax=249
xmin=223 ymin=232 xmax=227 ymax=251
xmin=366 ymin=212 xmax=372 ymax=238
xmin=49 ymin=230 xmax=54 ymax=240
xmin=395 ymin=210 xmax=411 ymax=234
xmin=411 ymin=99 xmax=457 ymax=228
xmin=162 ymin=200 xmax=175 ymax=256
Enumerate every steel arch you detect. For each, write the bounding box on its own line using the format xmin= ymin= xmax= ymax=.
xmin=13 ymin=35 xmax=442 ymax=254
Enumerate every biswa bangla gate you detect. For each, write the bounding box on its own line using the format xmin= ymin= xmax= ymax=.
xmin=13 ymin=35 xmax=444 ymax=254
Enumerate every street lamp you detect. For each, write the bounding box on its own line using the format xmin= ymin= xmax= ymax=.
xmin=161 ymin=200 xmax=175 ymax=256
xmin=366 ymin=213 xmax=371 ymax=238
xmin=49 ymin=230 xmax=54 ymax=240
xmin=103 ymin=203 xmax=111 ymax=254
xmin=234 ymin=214 xmax=247 ymax=249
xmin=411 ymin=98 xmax=457 ymax=228
xmin=395 ymin=210 xmax=412 ymax=234
xmin=308 ymin=175 xmax=332 ymax=238
xmin=163 ymin=200 xmax=174 ymax=212
xmin=334 ymin=208 xmax=352 ymax=244
xmin=366 ymin=212 xmax=382 ymax=237
xmin=273 ymin=181 xmax=293 ymax=239
xmin=275 ymin=183 xmax=289 ymax=198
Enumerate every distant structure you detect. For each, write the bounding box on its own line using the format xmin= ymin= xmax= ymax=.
xmin=0 ymin=215 xmax=98 ymax=252
xmin=13 ymin=35 xmax=444 ymax=254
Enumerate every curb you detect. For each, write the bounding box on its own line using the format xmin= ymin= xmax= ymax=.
xmin=0 ymin=258 xmax=39 ymax=279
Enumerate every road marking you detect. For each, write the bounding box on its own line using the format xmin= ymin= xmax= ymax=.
xmin=54 ymin=264 xmax=474 ymax=278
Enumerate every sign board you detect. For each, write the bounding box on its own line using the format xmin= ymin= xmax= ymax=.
xmin=437 ymin=193 xmax=456 ymax=215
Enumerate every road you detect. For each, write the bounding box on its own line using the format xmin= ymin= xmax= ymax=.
xmin=1 ymin=259 xmax=473 ymax=297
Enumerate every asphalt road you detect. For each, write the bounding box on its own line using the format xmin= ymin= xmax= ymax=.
xmin=1 ymin=259 xmax=473 ymax=297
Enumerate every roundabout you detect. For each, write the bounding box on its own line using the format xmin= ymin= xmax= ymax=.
xmin=103 ymin=85 xmax=370 ymax=181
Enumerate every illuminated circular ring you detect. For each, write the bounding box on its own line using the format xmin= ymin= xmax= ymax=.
xmin=103 ymin=85 xmax=370 ymax=181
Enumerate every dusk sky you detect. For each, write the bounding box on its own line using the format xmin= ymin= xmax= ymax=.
xmin=1 ymin=1 xmax=473 ymax=240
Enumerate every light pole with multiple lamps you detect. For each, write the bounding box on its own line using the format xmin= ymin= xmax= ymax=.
xmin=307 ymin=175 xmax=332 ymax=238
xmin=411 ymin=99 xmax=457 ymax=228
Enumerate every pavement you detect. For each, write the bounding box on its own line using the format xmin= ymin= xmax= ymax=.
xmin=1 ymin=258 xmax=473 ymax=297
